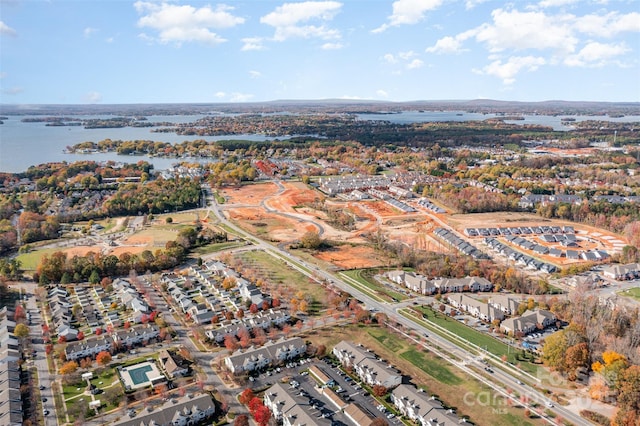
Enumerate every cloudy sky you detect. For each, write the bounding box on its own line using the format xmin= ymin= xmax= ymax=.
xmin=1 ymin=0 xmax=639 ymax=104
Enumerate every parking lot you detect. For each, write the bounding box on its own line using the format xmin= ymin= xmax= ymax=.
xmin=247 ymin=357 xmax=399 ymax=425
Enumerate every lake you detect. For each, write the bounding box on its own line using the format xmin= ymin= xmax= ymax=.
xmin=1 ymin=112 xmax=638 ymax=173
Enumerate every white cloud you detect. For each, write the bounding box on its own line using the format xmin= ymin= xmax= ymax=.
xmin=564 ymin=41 xmax=629 ymax=67
xmin=83 ymin=27 xmax=98 ymax=38
xmin=383 ymin=53 xmax=397 ymax=64
xmin=0 ymin=21 xmax=17 ymax=37
xmin=426 ymin=36 xmax=467 ymax=54
xmin=215 ymin=91 xmax=226 ymax=99
xmin=376 ymin=89 xmax=389 ymax=98
xmin=407 ymin=59 xmax=424 ymax=69
xmin=321 ymin=42 xmax=343 ymax=50
xmin=134 ymin=2 xmax=244 ymax=46
xmin=84 ymin=91 xmax=102 ymax=103
xmin=475 ymin=55 xmax=546 ymax=85
xmin=260 ymin=1 xmax=342 ymax=42
xmin=229 ymin=92 xmax=253 ymax=102
xmin=373 ymin=0 xmax=443 ymax=33
xmin=249 ymin=70 xmax=261 ymax=79
xmin=241 ymin=37 xmax=265 ymax=51
xmin=537 ymin=0 xmax=578 ymax=8
xmin=465 ymin=0 xmax=489 ymax=9
xmin=573 ymin=11 xmax=640 ymax=38
xmin=474 ymin=8 xmax=578 ymax=54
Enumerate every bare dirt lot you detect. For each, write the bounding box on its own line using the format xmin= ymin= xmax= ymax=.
xmin=314 ymin=244 xmax=390 ymax=269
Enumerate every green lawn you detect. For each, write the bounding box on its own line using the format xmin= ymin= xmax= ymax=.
xmin=619 ymin=286 xmax=640 ymax=301
xmin=400 ymin=349 xmax=463 ymax=386
xmin=236 ymin=250 xmax=325 ymax=312
xmin=16 ymin=247 xmax=60 ymax=271
xmin=341 ymin=269 xmax=408 ymax=302
xmin=191 ymin=241 xmax=246 ymax=255
xmin=408 ymin=306 xmax=541 ymax=376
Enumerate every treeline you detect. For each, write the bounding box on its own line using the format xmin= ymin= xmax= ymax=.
xmin=102 ymin=177 xmax=201 ymax=216
xmin=35 ymin=225 xmax=221 ymax=284
xmin=537 ymin=201 xmax=640 ymax=235
xmin=425 ymin=185 xmax=519 ymax=214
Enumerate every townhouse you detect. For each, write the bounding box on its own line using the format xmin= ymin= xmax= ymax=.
xmin=65 ymin=335 xmax=113 ymax=361
xmin=0 ymin=361 xmax=23 ymax=426
xmin=332 ymin=341 xmax=402 ymax=389
xmin=432 ymin=277 xmax=493 ymax=293
xmin=264 ymin=382 xmax=330 ymax=426
xmin=602 ymin=263 xmax=640 ymax=280
xmin=158 ymin=349 xmax=190 ymax=379
xmin=446 ymin=294 xmax=504 ymax=322
xmin=487 ymin=295 xmax=521 ymax=316
xmin=391 ymin=384 xmax=461 ymax=426
xmin=112 ymin=324 xmax=160 ymax=349
xmin=224 ymin=337 xmax=307 ymax=374
xmin=500 ymin=309 xmax=557 ymax=335
xmin=111 ymin=393 xmax=215 ymax=426
xmin=387 ymin=271 xmax=436 ymax=295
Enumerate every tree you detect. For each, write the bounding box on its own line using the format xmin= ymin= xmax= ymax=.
xmin=234 ymin=415 xmax=250 ymax=426
xmin=96 ymin=351 xmax=112 ymax=366
xmin=564 ymin=343 xmax=589 ymax=380
xmin=60 ymin=360 xmax=79 ymax=375
xmin=300 ymin=230 xmax=322 ymax=249
xmin=248 ymin=396 xmax=263 ymax=414
xmin=542 ymin=331 xmax=568 ymax=372
xmin=14 ymin=323 xmax=30 ymax=339
xmin=239 ymin=388 xmax=254 ymax=405
xmin=253 ymin=405 xmax=271 ymax=426
xmin=613 ymin=365 xmax=640 ymax=426
xmin=372 ymin=385 xmax=388 ymax=397
xmin=89 ymin=270 xmax=101 ymax=284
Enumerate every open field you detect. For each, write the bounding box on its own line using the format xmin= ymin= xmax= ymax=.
xmin=312 ymin=325 xmax=540 ymax=426
xmin=619 ymin=287 xmax=640 ymax=301
xmin=219 ymin=182 xmax=280 ymax=204
xmin=314 ymin=244 xmax=391 ymax=269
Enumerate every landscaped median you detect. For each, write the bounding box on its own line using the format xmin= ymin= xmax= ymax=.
xmin=400 ymin=305 xmax=543 ymax=378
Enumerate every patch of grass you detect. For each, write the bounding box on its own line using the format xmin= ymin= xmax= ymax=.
xmin=619 ymin=287 xmax=640 ymax=301
xmin=400 ymin=349 xmax=463 ymax=385
xmin=236 ymin=250 xmax=326 ymax=312
xmin=411 ymin=306 xmax=541 ymax=376
xmin=341 ymin=269 xmax=407 ymax=302
xmin=16 ymin=247 xmax=60 ymax=271
xmin=191 ymin=241 xmax=246 ymax=255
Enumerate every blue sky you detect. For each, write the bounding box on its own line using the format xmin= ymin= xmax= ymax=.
xmin=1 ymin=0 xmax=639 ymax=104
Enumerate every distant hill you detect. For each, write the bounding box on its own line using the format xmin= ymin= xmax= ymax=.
xmin=1 ymin=99 xmax=639 ymax=116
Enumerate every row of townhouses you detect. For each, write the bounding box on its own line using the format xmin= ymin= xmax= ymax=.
xmin=332 ymin=341 xmax=402 ymax=389
xmin=0 ymin=308 xmax=24 ymax=426
xmin=111 ymin=393 xmax=215 ymax=426
xmin=224 ymin=337 xmax=306 ymax=374
xmin=64 ymin=324 xmax=160 ymax=361
xmin=434 ymin=228 xmax=489 ymax=260
xmin=205 ymin=309 xmax=290 ymax=344
xmin=48 ymin=287 xmax=80 ymax=341
xmin=391 ymin=384 xmax=461 ymax=426
xmin=386 ymin=271 xmax=493 ymax=295
xmin=602 ymin=263 xmax=640 ymax=280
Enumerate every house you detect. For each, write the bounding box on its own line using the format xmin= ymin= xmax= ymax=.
xmin=333 ymin=341 xmax=402 ymax=389
xmin=264 ymin=382 xmax=330 ymax=426
xmin=0 ymin=362 xmax=22 ymax=426
xmin=392 ymin=384 xmax=460 ymax=426
xmin=488 ymin=295 xmax=521 ymax=316
xmin=432 ymin=277 xmax=493 ymax=293
xmin=111 ymin=393 xmax=215 ymax=426
xmin=158 ymin=349 xmax=190 ymax=379
xmin=446 ymin=294 xmax=504 ymax=322
xmin=500 ymin=310 xmax=556 ymax=335
xmin=224 ymin=337 xmax=306 ymax=374
xmin=602 ymin=263 xmax=640 ymax=280
xmin=387 ymin=271 xmax=436 ymax=295
xmin=65 ymin=336 xmax=113 ymax=361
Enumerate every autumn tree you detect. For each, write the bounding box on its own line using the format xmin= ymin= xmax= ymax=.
xmin=564 ymin=343 xmax=589 ymax=380
xmin=239 ymin=388 xmax=254 ymax=405
xmin=613 ymin=365 xmax=640 ymax=426
xmin=14 ymin=323 xmax=30 ymax=339
xmin=96 ymin=351 xmax=112 ymax=366
xmin=372 ymin=385 xmax=388 ymax=397
xmin=60 ymin=360 xmax=79 ymax=375
xmin=253 ymin=405 xmax=271 ymax=426
xmin=542 ymin=331 xmax=568 ymax=372
xmin=234 ymin=415 xmax=250 ymax=426
xmin=300 ymin=230 xmax=323 ymax=249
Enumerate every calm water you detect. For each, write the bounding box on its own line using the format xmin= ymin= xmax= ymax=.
xmin=1 ymin=112 xmax=638 ymax=173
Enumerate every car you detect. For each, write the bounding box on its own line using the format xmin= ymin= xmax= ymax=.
xmin=387 ymin=414 xmax=395 ymax=419
xmin=43 ymin=409 xmax=49 ymax=416
xmin=546 ymin=401 xmax=554 ymax=408
xmin=516 ymin=380 xmax=523 ymax=385
xmin=39 ymin=385 xmax=45 ymax=390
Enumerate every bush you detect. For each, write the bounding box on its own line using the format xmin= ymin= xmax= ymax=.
xmin=579 ymin=410 xmax=610 ymax=426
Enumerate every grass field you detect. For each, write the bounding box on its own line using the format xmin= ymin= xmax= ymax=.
xmin=191 ymin=241 xmax=247 ymax=255
xmin=409 ymin=306 xmax=541 ymax=376
xmin=312 ymin=325 xmax=539 ymax=426
xmin=235 ymin=250 xmax=326 ymax=312
xmin=17 ymin=247 xmax=60 ymax=271
xmin=340 ymin=269 xmax=408 ymax=302
xmin=619 ymin=286 xmax=640 ymax=301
